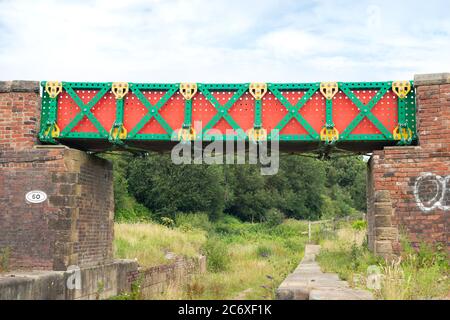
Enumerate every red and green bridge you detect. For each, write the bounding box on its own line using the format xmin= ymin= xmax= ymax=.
xmin=39 ymin=80 xmax=417 ymax=156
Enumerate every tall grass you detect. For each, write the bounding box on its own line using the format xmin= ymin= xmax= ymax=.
xmin=114 ymin=216 xmax=309 ymax=300
xmin=316 ymin=224 xmax=450 ymax=300
xmin=114 ymin=222 xmax=206 ymax=267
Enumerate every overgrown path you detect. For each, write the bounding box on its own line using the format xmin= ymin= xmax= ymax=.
xmin=276 ymin=245 xmax=374 ymax=300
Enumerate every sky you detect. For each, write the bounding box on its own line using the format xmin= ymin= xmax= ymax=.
xmin=0 ymin=0 xmax=449 ymax=82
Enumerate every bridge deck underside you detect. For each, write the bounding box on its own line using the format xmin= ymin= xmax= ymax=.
xmin=39 ymin=81 xmax=417 ymax=154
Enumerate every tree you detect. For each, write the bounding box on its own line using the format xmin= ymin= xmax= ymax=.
xmin=267 ymin=155 xmax=326 ymax=220
xmin=127 ymin=154 xmax=225 ymax=220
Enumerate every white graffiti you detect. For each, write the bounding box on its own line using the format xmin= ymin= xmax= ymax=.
xmin=414 ymin=173 xmax=450 ymax=212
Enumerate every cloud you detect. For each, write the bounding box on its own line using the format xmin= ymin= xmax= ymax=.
xmin=0 ymin=0 xmax=449 ymax=82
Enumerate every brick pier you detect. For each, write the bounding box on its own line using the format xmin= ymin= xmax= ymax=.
xmin=367 ymin=73 xmax=450 ymax=258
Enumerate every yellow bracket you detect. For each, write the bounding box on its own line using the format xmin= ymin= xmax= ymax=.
xmin=320 ymin=127 xmax=339 ymax=142
xmin=44 ymin=123 xmax=60 ymax=138
xmin=178 ymin=127 xmax=196 ymax=141
xmin=111 ymin=82 xmax=129 ymax=100
xmin=393 ymin=126 xmax=412 ymax=141
xmin=320 ymin=82 xmax=338 ymax=100
xmin=45 ymin=81 xmax=62 ymax=99
xmin=180 ymin=83 xmax=197 ymax=100
xmin=247 ymin=128 xmax=267 ymax=142
xmin=392 ymin=81 xmax=411 ymax=99
xmin=110 ymin=125 xmax=128 ymax=140
xmin=249 ymin=83 xmax=267 ymax=100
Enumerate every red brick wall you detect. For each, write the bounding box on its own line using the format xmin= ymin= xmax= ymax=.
xmin=367 ymin=73 xmax=450 ymax=258
xmin=0 ymin=81 xmax=41 ymax=152
xmin=0 ymin=81 xmax=114 ymax=271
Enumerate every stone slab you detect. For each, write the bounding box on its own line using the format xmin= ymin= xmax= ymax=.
xmin=276 ymin=244 xmax=375 ymax=300
xmin=309 ymin=288 xmax=374 ymax=300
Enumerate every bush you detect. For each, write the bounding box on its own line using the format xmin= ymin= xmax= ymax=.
xmin=203 ymin=237 xmax=230 ymax=272
xmin=127 ymin=155 xmax=225 ymax=220
xmin=213 ymin=215 xmax=246 ymax=235
xmin=175 ymin=212 xmax=213 ymax=232
xmin=264 ymin=208 xmax=285 ymax=226
xmin=351 ymin=220 xmax=367 ymax=231
xmin=161 ymin=217 xmax=175 ymax=228
xmin=115 ymin=201 xmax=153 ymax=222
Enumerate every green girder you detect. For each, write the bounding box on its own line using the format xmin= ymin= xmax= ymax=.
xmin=38 ymin=81 xmax=417 ymax=146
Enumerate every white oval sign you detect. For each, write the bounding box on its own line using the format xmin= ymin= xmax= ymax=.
xmin=25 ymin=190 xmax=47 ymax=204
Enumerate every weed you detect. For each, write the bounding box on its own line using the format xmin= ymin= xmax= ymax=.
xmin=351 ymin=220 xmax=367 ymax=231
xmin=317 ymin=225 xmax=450 ymax=300
xmin=203 ymin=237 xmax=231 ymax=272
xmin=256 ymin=245 xmax=273 ymax=258
xmin=0 ymin=247 xmax=10 ymax=272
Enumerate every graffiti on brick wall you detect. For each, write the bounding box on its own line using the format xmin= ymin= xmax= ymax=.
xmin=414 ymin=173 xmax=450 ymax=212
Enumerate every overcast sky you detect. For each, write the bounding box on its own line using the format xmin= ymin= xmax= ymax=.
xmin=0 ymin=0 xmax=449 ymax=82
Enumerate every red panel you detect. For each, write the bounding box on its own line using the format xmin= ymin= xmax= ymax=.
xmin=298 ymin=91 xmax=326 ymax=133
xmin=57 ymin=90 xmax=81 ymax=130
xmin=262 ymin=91 xmax=288 ymax=133
xmin=123 ymin=90 xmax=185 ymax=135
xmin=123 ymin=92 xmax=150 ymax=132
xmin=57 ymin=89 xmax=115 ymax=133
xmin=191 ymin=92 xmax=228 ymax=133
xmin=370 ymin=90 xmax=398 ymax=133
xmin=261 ymin=90 xmax=325 ymax=135
xmin=191 ymin=91 xmax=256 ymax=135
xmin=55 ymin=86 xmax=400 ymax=139
xmin=226 ymin=92 xmax=255 ymax=133
xmin=333 ymin=91 xmax=362 ymax=133
xmin=158 ymin=91 xmax=185 ymax=132
xmin=334 ymin=89 xmax=398 ymax=135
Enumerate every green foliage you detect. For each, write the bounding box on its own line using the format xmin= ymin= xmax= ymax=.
xmin=352 ymin=220 xmax=367 ymax=231
xmin=175 ymin=212 xmax=213 ymax=232
xmin=0 ymin=247 xmax=10 ymax=272
xmin=128 ymin=154 xmax=225 ymax=220
xmin=400 ymin=237 xmax=449 ymax=271
xmin=266 ymin=155 xmax=326 ymax=220
xmin=317 ymin=241 xmax=380 ymax=281
xmin=115 ymin=201 xmax=153 ymax=223
xmin=264 ymin=208 xmax=285 ymax=226
xmin=256 ymin=245 xmax=273 ymax=258
xmin=106 ymin=151 xmax=367 ymax=222
xmin=160 ymin=217 xmax=175 ymax=228
xmin=101 ymin=153 xmax=153 ymax=222
xmin=325 ymin=157 xmax=367 ymax=212
xmin=223 ymin=164 xmax=272 ymax=222
xmin=113 ymin=218 xmax=309 ymax=299
xmin=318 ymin=227 xmax=450 ymax=299
xmin=110 ymin=275 xmax=143 ymax=300
xmin=203 ymin=237 xmax=231 ymax=272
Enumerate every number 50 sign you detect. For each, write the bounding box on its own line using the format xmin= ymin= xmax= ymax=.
xmin=25 ymin=190 xmax=47 ymax=204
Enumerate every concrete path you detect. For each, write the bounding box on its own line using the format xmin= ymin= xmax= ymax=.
xmin=276 ymin=245 xmax=374 ymax=300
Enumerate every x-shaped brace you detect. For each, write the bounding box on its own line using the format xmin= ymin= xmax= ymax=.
xmin=127 ymin=85 xmax=178 ymax=138
xmin=199 ymin=85 xmax=248 ymax=139
xmin=271 ymin=86 xmax=320 ymax=139
xmin=60 ymin=84 xmax=110 ymax=137
xmin=339 ymin=84 xmax=391 ymax=139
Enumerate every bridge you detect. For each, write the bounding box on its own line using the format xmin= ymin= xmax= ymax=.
xmin=0 ymin=73 xmax=448 ymax=299
xmin=38 ymin=80 xmax=417 ymax=156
